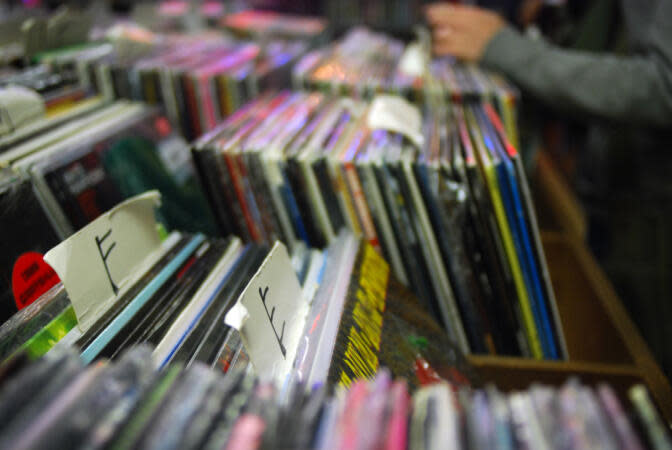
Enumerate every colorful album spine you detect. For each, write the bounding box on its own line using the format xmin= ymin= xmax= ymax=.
xmin=463 ymin=112 xmax=544 ymax=359
xmin=491 ymin=130 xmax=558 ymax=359
xmin=190 ymin=146 xmax=237 ymax=237
xmin=356 ymin=157 xmax=408 ymax=285
xmin=484 ymin=158 xmax=545 ymax=356
xmin=243 ymin=153 xmax=282 ymax=244
xmin=224 ymin=151 xmax=262 ymax=242
xmin=286 ymin=157 xmax=326 ymax=246
xmin=484 ymin=103 xmax=567 ymax=358
xmin=395 ymin=154 xmax=468 ymax=353
xmin=328 ymin=243 xmax=389 ymax=387
xmin=276 ymin=165 xmax=310 ymax=246
xmin=456 ymin=108 xmax=542 ymax=358
xmin=325 ymin=118 xmax=364 ymax=237
xmin=197 ymin=74 xmax=220 ymax=133
xmin=237 ymin=151 xmax=270 ymax=242
xmin=182 ymin=74 xmax=201 ymax=139
xmin=343 ymin=154 xmax=381 ymax=252
xmin=332 ymin=160 xmax=363 ymax=237
xmin=413 ymin=161 xmax=494 ymax=354
xmin=214 ymin=145 xmax=251 ymax=242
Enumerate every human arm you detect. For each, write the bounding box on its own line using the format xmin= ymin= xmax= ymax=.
xmin=426 ymin=2 xmax=672 ymax=128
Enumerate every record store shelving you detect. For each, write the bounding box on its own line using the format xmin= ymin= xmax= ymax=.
xmin=0 ymin=5 xmax=671 ymax=441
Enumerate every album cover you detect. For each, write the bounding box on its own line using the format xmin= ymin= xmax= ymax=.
xmin=0 ymin=175 xmax=61 ymax=323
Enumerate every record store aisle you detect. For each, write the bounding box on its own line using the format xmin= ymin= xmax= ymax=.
xmin=0 ymin=4 xmax=670 ymax=449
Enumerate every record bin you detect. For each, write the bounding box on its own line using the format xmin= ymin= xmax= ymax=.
xmin=467 ymin=151 xmax=672 ymax=422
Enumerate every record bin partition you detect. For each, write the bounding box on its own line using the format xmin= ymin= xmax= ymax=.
xmin=466 ymin=153 xmax=672 ymax=422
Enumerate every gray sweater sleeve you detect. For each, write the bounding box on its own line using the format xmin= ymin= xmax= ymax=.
xmin=480 ymin=0 xmax=672 ymax=128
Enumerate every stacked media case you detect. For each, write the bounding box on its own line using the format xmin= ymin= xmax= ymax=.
xmin=0 ymin=192 xmax=473 ymax=388
xmin=36 ymin=32 xmax=310 ymax=140
xmin=0 ymin=67 xmax=108 ymax=152
xmin=0 ymin=194 xmax=668 ymax=449
xmin=0 ymin=348 xmax=670 ymax=448
xmin=191 ymin=90 xmax=566 ymax=360
xmin=0 ymin=100 xmax=227 ymax=326
xmin=0 ymin=187 xmax=669 ymax=448
xmin=2 ymin=101 xmax=216 ymax=239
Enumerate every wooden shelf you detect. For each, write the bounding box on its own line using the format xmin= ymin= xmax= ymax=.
xmin=468 ymin=355 xmax=642 ymax=395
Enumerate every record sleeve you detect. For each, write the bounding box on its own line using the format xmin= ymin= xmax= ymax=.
xmin=153 ymin=238 xmax=244 ymax=368
xmin=414 ymin=158 xmax=493 ymax=355
xmin=0 ymin=175 xmax=61 ymax=323
xmin=484 ymin=103 xmax=567 ymax=358
xmin=76 ymin=235 xmax=205 ymax=362
xmin=24 ymin=346 xmax=155 ymax=450
xmin=325 ymin=238 xmax=477 ymax=390
xmin=373 ymin=154 xmax=435 ymax=316
xmin=399 ymin=147 xmax=468 ymax=353
xmin=107 ymin=365 xmax=184 ymax=450
xmin=72 ymin=233 xmax=193 ymax=351
xmin=475 ymin=105 xmax=559 ymax=359
xmin=355 ymin=132 xmax=408 ymax=285
xmin=176 ymin=244 xmax=268 ymax=367
xmin=0 ymin=349 xmax=82 ymax=427
xmin=136 ymin=364 xmax=217 ymax=449
xmin=455 ymin=105 xmax=539 ymax=358
xmin=466 ymin=107 xmax=551 ymax=358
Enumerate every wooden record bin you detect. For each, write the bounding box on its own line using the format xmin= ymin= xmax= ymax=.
xmin=466 ymin=151 xmax=672 ymax=422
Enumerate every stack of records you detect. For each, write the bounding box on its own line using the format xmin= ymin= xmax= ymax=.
xmin=0 ymin=192 xmax=473 ymax=391
xmin=293 ymin=27 xmax=420 ymax=98
xmin=0 ymin=102 xmax=217 ymax=324
xmin=36 ymin=32 xmax=309 ymax=140
xmin=192 ymin=90 xmax=565 ymax=360
xmin=31 ymin=41 xmax=118 ymax=95
xmin=221 ymin=10 xmax=329 ymax=42
xmin=0 ymin=346 xmax=669 ymax=449
xmin=128 ymin=39 xmax=307 ymax=140
xmin=3 ymin=101 xmax=216 ymax=239
xmin=292 ymin=27 xmax=518 ymax=102
xmin=292 ymin=27 xmax=519 ymax=146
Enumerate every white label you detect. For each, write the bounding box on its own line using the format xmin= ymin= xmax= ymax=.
xmin=44 ymin=191 xmax=162 ymax=332
xmin=398 ymin=42 xmax=428 ymax=78
xmin=225 ymin=241 xmax=307 ymax=384
xmin=367 ymin=95 xmax=424 ymax=148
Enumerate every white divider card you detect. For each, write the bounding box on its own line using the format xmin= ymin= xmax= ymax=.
xmin=44 ymin=191 xmax=162 ymax=332
xmin=367 ymin=94 xmax=424 ymax=148
xmin=398 ymin=42 xmax=428 ymax=79
xmin=225 ymin=241 xmax=307 ymax=384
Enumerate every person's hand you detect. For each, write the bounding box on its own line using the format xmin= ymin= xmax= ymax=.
xmin=518 ymin=0 xmax=543 ymax=27
xmin=425 ymin=3 xmax=506 ymax=61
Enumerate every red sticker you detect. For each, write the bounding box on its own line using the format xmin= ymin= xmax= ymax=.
xmin=154 ymin=117 xmax=172 ymax=137
xmin=11 ymin=252 xmax=60 ymax=310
